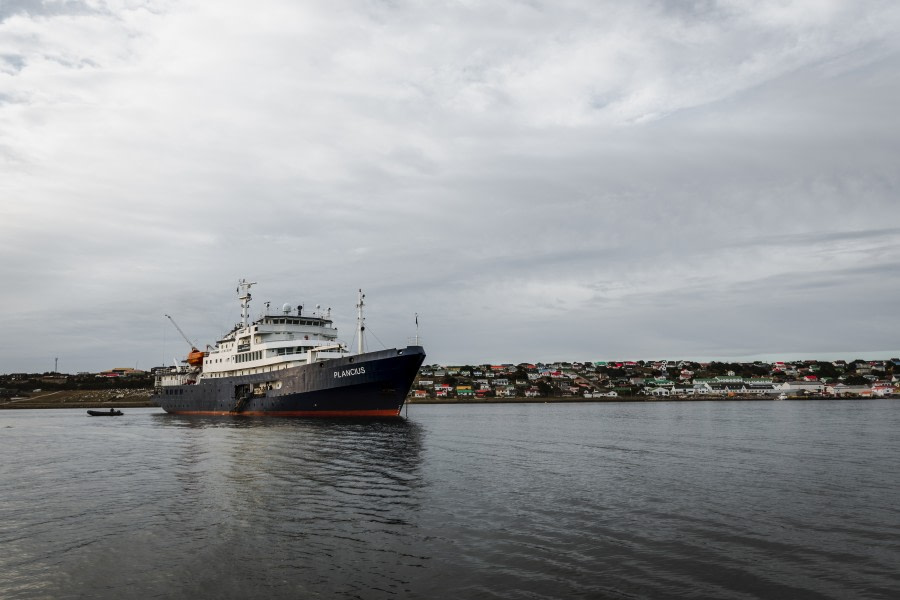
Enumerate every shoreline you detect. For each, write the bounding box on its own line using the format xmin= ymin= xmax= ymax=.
xmin=407 ymin=395 xmax=885 ymax=404
xmin=0 ymin=394 xmax=892 ymax=411
xmin=0 ymin=389 xmax=155 ymax=410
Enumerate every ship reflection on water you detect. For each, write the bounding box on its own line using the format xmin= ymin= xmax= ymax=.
xmin=148 ymin=414 xmax=428 ymax=598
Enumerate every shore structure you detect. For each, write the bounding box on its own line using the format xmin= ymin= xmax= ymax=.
xmin=151 ymin=281 xmax=425 ymax=417
xmin=407 ymin=359 xmax=900 ymax=402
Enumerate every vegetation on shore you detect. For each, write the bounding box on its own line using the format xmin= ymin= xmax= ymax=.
xmin=0 ymin=372 xmax=156 ymax=409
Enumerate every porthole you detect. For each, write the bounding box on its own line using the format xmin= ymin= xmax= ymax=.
xmin=349 ymin=357 xmax=354 ymax=363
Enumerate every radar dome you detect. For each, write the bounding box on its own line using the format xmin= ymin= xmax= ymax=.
xmin=282 ymin=303 xmax=292 ymax=314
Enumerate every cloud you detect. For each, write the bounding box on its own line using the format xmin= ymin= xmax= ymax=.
xmin=1 ymin=0 xmax=899 ymax=371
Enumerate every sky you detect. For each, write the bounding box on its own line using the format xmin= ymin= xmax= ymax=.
xmin=1 ymin=0 xmax=899 ymax=373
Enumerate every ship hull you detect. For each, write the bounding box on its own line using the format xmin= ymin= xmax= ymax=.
xmin=152 ymin=346 xmax=425 ymax=418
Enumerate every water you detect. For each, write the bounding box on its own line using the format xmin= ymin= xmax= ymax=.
xmin=1 ymin=400 xmax=898 ymax=599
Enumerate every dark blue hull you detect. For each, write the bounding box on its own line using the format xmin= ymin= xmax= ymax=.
xmin=152 ymin=346 xmax=425 ymax=417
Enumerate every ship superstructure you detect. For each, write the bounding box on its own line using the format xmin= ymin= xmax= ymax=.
xmin=152 ymin=280 xmax=425 ymax=417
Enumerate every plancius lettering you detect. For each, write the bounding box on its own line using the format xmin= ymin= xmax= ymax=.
xmin=334 ymin=366 xmax=366 ymax=379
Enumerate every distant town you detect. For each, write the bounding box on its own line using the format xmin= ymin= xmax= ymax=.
xmin=408 ymin=358 xmax=900 ymax=400
xmin=1 ymin=358 xmax=898 ymax=408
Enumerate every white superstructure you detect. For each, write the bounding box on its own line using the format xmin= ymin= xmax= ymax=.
xmin=159 ymin=279 xmax=363 ymax=386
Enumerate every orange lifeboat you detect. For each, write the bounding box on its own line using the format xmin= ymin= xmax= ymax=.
xmin=187 ymin=348 xmax=205 ymax=367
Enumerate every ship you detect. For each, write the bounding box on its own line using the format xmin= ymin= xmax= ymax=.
xmin=151 ymin=279 xmax=425 ymax=417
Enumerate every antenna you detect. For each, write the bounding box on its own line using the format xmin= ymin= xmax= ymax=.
xmin=357 ymin=289 xmax=366 ymax=355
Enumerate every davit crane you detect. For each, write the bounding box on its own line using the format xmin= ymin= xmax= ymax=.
xmin=165 ymin=314 xmax=205 ymax=368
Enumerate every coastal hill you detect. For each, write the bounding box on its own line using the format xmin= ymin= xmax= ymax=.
xmin=2 ymin=358 xmax=897 ymax=409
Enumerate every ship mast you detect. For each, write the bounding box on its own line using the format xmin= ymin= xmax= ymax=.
xmin=238 ymin=279 xmax=257 ymax=328
xmin=356 ymin=289 xmax=366 ymax=355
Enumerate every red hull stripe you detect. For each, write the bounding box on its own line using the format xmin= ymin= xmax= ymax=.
xmin=165 ymin=409 xmax=402 ymax=418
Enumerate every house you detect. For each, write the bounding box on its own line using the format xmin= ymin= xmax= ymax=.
xmin=694 ymin=380 xmax=747 ymax=395
xmin=645 ymin=379 xmax=673 ymax=388
xmin=745 ymin=384 xmax=777 ymax=395
xmin=413 ymin=390 xmax=427 ymax=399
xmin=745 ymin=378 xmax=779 ymax=395
xmin=779 ymin=381 xmax=825 ymax=394
xmin=645 ymin=387 xmax=670 ymax=396
xmin=98 ymin=367 xmax=146 ymax=377
xmin=710 ymin=384 xmax=747 ymax=396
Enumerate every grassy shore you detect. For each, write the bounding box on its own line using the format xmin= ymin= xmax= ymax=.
xmin=0 ymin=389 xmax=157 ymax=410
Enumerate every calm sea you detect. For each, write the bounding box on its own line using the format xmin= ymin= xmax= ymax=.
xmin=1 ymin=400 xmax=898 ymax=599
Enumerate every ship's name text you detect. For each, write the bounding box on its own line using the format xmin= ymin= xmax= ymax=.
xmin=334 ymin=366 xmax=366 ymax=379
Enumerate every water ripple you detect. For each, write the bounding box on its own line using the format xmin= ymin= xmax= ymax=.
xmin=1 ymin=402 xmax=899 ymax=598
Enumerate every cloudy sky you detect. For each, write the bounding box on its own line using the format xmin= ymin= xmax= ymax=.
xmin=1 ymin=0 xmax=899 ymax=373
